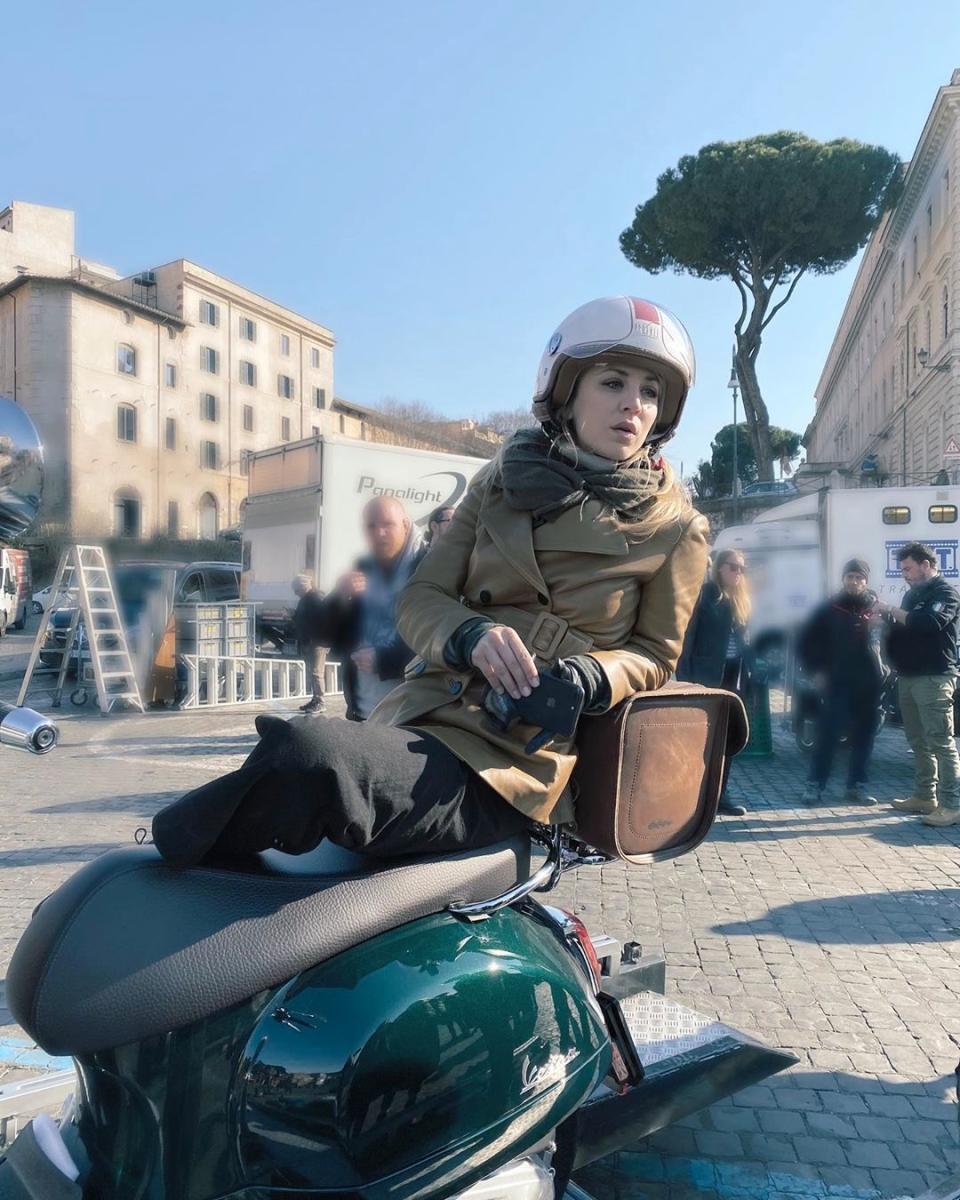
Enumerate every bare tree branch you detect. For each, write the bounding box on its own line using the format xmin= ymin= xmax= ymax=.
xmin=760 ymin=266 xmax=808 ymax=331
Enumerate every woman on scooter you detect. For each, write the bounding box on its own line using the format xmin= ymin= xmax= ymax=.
xmin=153 ymin=297 xmax=710 ymax=866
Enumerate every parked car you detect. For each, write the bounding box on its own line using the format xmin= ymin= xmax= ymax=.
xmin=740 ymin=480 xmax=799 ymax=497
xmin=32 ymin=583 xmax=76 ymax=615
xmin=40 ymin=560 xmax=240 ymax=671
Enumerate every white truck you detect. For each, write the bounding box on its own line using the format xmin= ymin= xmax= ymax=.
xmin=241 ymin=434 xmax=488 ymax=641
xmin=0 ymin=547 xmax=32 ymax=634
xmin=713 ymin=484 xmax=960 ymax=667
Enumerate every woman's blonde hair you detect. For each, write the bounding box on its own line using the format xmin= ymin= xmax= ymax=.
xmin=712 ymin=549 xmax=751 ymax=627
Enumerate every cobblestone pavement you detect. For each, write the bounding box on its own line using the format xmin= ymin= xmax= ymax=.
xmin=0 ymin=687 xmax=958 ymax=1197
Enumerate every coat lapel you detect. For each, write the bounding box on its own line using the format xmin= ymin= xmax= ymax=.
xmin=479 ymin=487 xmax=551 ymax=597
xmin=533 ymin=502 xmax=630 ymax=556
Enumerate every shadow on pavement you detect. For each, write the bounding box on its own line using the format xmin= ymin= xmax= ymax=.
xmin=31 ymin=792 xmax=180 ymax=817
xmin=0 ymin=844 xmax=124 ymax=867
xmin=713 ymin=889 xmax=960 ymax=944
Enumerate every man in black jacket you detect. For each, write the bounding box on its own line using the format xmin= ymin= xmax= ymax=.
xmin=318 ymin=497 xmax=426 ymax=721
xmin=797 ymin=559 xmax=882 ymax=807
xmin=877 ymin=542 xmax=960 ymax=826
xmin=291 ymin=574 xmax=327 ymax=714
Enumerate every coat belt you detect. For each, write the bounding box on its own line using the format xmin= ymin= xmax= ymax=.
xmin=478 ymin=605 xmax=594 ymax=662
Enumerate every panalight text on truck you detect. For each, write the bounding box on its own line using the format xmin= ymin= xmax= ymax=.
xmin=355 ymin=470 xmax=470 ymax=516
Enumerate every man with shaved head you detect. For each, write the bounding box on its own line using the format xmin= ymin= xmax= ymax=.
xmin=318 ymin=495 xmax=426 ymax=720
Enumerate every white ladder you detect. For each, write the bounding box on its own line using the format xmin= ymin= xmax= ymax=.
xmin=18 ymin=546 xmax=144 ymax=715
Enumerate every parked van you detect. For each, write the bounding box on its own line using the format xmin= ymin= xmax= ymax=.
xmin=0 ymin=548 xmax=31 ymax=633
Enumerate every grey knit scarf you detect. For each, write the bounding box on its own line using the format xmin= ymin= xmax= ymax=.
xmin=500 ymin=428 xmax=668 ymax=524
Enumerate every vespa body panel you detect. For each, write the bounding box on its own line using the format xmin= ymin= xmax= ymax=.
xmin=72 ymin=906 xmax=610 ymax=1200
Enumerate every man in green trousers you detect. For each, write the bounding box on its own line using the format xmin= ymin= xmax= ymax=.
xmin=876 ymin=542 xmax=960 ymax=826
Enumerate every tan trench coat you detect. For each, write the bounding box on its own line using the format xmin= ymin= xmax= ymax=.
xmin=370 ymin=465 xmax=710 ymax=823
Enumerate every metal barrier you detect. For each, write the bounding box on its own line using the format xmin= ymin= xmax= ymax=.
xmin=179 ymin=656 xmax=343 ymax=709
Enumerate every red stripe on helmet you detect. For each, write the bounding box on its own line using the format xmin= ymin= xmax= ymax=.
xmin=630 ymin=298 xmax=661 ymax=325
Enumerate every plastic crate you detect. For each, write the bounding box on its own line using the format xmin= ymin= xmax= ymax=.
xmin=194 ymin=605 xmax=222 ymax=621
xmin=196 ymin=638 xmax=221 ymax=658
xmin=226 ymin=618 xmax=250 ymax=639
xmin=224 ymin=605 xmax=249 ymax=620
xmin=224 ymin=637 xmax=253 ymax=657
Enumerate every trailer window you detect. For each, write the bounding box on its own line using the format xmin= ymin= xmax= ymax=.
xmin=929 ymin=504 xmax=957 ymax=523
xmin=882 ymin=506 xmax=911 ymax=525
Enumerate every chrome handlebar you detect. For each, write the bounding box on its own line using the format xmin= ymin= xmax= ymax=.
xmin=0 ymin=702 xmax=58 ymax=754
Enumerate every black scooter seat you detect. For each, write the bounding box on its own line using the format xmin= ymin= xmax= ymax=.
xmin=6 ymin=838 xmax=530 ymax=1058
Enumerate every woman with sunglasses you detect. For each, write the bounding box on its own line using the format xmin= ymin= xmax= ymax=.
xmin=677 ymin=548 xmax=752 ymax=815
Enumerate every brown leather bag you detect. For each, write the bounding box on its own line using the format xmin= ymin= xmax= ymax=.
xmin=571 ymin=682 xmax=749 ymax=864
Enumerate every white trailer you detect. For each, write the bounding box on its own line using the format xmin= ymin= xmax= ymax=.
xmin=714 ymin=485 xmax=960 ymax=664
xmin=241 ymin=434 xmax=488 ymax=632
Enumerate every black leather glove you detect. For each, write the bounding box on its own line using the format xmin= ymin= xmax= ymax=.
xmin=561 ymin=655 xmax=611 ymax=714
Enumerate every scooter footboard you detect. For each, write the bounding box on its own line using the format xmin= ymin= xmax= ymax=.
xmin=572 ymin=990 xmax=798 ymax=1170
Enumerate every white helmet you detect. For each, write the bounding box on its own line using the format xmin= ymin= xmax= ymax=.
xmin=533 ymin=296 xmax=696 ymax=448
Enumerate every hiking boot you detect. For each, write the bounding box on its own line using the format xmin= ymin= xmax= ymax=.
xmin=922 ymin=807 xmax=960 ymax=827
xmin=300 ymin=698 xmax=327 ymax=714
xmin=845 ymin=785 xmax=878 ymax=806
xmin=800 ymin=782 xmax=822 ymax=806
xmin=890 ymin=795 xmax=937 ymax=814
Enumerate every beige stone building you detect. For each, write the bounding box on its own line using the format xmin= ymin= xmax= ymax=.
xmin=806 ymin=70 xmax=960 ymax=486
xmin=0 ymin=201 xmax=339 ymax=540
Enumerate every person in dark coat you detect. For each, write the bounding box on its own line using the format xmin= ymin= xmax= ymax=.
xmin=676 ymin=548 xmax=751 ymax=815
xmin=318 ymin=496 xmax=427 ymax=722
xmin=291 ymin=574 xmax=328 ymax=714
xmin=796 ymin=558 xmax=882 ymax=807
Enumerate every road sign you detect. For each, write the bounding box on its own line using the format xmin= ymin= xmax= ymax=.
xmin=945 ymin=437 xmax=960 ymax=460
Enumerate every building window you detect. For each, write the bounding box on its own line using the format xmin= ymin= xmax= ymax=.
xmin=117 ymin=344 xmax=137 ymax=376
xmin=201 ymin=392 xmax=219 ymax=422
xmin=944 ymin=170 xmax=951 ymax=220
xmin=164 ymin=362 xmax=177 ymax=388
xmin=927 ymin=203 xmax=933 ymax=256
xmin=201 ymin=440 xmax=219 ymax=470
xmin=930 ymin=505 xmax=957 ymax=523
xmin=114 ymin=489 xmax=141 ymax=538
xmin=313 ymin=386 xmax=326 ymax=409
xmin=900 ymin=259 xmax=906 ymax=297
xmin=165 ymin=416 xmax=177 ymax=450
xmin=239 ymin=316 xmax=256 ymax=341
xmin=117 ymin=403 xmax=137 ymax=443
xmin=242 ymin=403 xmax=254 ymax=432
xmin=310 ymin=347 xmax=320 ymax=368
xmin=882 ymin=506 xmax=910 ymax=525
xmin=944 ymin=286 xmax=950 ymax=341
xmin=239 ymin=360 xmax=257 ymax=387
xmin=926 ymin=309 xmax=932 ymax=356
xmin=198 ymin=492 xmax=219 ymax=539
xmin=912 ymin=233 xmax=918 ymax=277
xmin=240 ymin=449 xmax=251 ymax=476
xmin=280 ymin=333 xmax=291 ymax=356
xmin=338 ymin=414 xmax=345 ymax=434
xmin=278 ymin=374 xmax=295 ymax=399
xmin=892 ymin=281 xmax=897 ymax=313
xmin=200 ymin=299 xmax=219 ymax=326
xmin=167 ymin=500 xmax=180 ymax=538
xmin=201 ymin=346 xmax=219 ymax=374
xmin=281 ymin=416 xmax=291 ymax=441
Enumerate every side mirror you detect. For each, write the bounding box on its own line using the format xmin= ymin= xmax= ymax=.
xmin=0 ymin=396 xmax=44 ymax=541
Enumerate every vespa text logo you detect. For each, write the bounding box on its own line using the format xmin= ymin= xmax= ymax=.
xmin=885 ymin=540 xmax=959 ymax=578
xmin=356 ymin=470 xmax=469 ymax=523
xmin=520 ymin=1048 xmax=579 ymax=1095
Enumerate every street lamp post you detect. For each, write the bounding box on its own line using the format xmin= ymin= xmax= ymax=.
xmin=727 ymin=350 xmax=739 ymax=523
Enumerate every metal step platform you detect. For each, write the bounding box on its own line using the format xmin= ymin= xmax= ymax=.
xmin=572 ymin=989 xmax=799 ymax=1172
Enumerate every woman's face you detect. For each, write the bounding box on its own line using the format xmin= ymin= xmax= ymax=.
xmin=568 ymin=363 xmax=661 ymax=461
xmin=718 ymin=556 xmax=746 ymax=590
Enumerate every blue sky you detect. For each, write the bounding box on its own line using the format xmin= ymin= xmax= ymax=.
xmin=3 ymin=1 xmax=958 ymax=475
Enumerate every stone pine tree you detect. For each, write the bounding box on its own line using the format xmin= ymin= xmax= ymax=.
xmin=620 ymin=132 xmax=902 ymax=480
